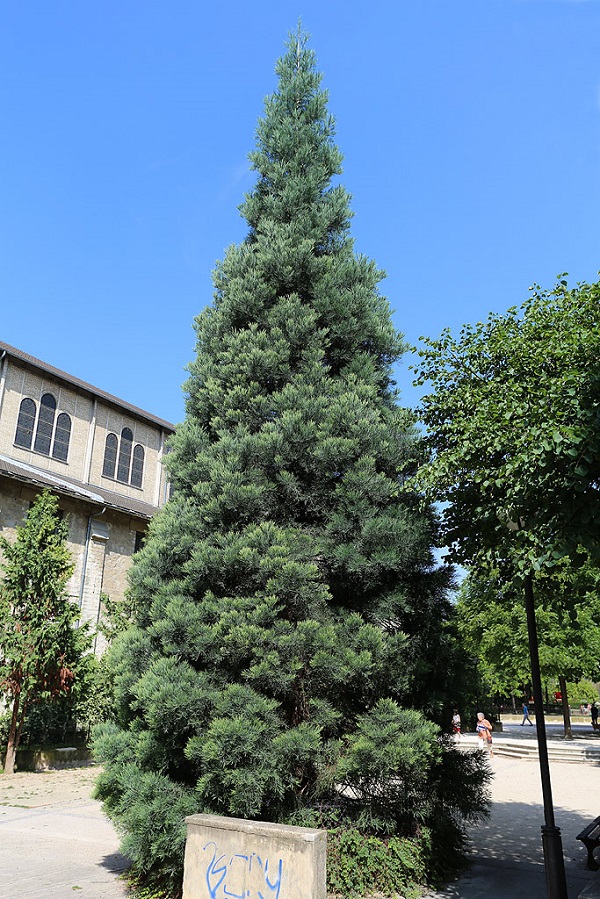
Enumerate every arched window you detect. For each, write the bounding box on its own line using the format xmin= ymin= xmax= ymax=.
xmin=34 ymin=393 xmax=57 ymax=455
xmin=14 ymin=398 xmax=37 ymax=449
xmin=116 ymin=427 xmax=133 ymax=483
xmin=103 ymin=428 xmax=145 ymax=487
xmin=130 ymin=444 xmax=145 ymax=488
xmin=102 ymin=433 xmax=118 ymax=478
xmin=52 ymin=412 xmax=72 ymax=462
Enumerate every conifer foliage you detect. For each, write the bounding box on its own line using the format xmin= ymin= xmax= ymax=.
xmin=0 ymin=490 xmax=89 ymax=773
xmin=94 ymin=31 xmax=488 ymax=895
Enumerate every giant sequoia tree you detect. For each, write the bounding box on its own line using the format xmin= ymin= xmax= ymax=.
xmin=95 ymin=32 xmax=488 ymax=895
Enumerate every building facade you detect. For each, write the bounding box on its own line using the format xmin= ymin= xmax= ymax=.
xmin=0 ymin=341 xmax=175 ymax=653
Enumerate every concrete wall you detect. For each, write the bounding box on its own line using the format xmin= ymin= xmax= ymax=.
xmin=183 ymin=815 xmax=326 ymax=899
xmin=0 ymin=363 xmax=95 ymax=483
xmin=14 ymin=747 xmax=94 ymax=771
xmin=0 ymin=350 xmax=173 ymax=655
xmin=0 ymin=476 xmax=148 ymax=654
xmin=0 ymin=355 xmax=169 ymax=506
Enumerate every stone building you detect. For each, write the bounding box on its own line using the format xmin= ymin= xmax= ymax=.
xmin=0 ymin=341 xmax=175 ymax=653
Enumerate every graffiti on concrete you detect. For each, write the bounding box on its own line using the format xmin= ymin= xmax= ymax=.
xmin=203 ymin=841 xmax=283 ymax=899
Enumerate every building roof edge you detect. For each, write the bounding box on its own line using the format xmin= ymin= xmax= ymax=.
xmin=0 ymin=454 xmax=157 ymax=520
xmin=0 ymin=340 xmax=177 ymax=433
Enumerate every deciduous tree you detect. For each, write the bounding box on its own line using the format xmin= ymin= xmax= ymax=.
xmin=412 ymin=277 xmax=600 ymax=897
xmin=456 ymin=566 xmax=600 ymax=734
xmin=413 ymin=278 xmax=600 ymax=573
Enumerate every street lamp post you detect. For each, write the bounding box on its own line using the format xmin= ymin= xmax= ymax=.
xmin=523 ymin=573 xmax=568 ymax=899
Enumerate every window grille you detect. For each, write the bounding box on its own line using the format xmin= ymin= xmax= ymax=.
xmin=33 ymin=393 xmax=57 ymax=455
xmin=14 ymin=398 xmax=36 ymax=449
xmin=102 ymin=433 xmax=118 ymax=478
xmin=116 ymin=427 xmax=133 ymax=483
xmin=52 ymin=412 xmax=71 ymax=461
xmin=103 ymin=428 xmax=145 ymax=488
xmin=131 ymin=444 xmax=144 ymax=488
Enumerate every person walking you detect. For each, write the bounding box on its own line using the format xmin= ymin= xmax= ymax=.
xmin=452 ymin=709 xmax=461 ymax=739
xmin=591 ymin=702 xmax=599 ymax=731
xmin=476 ymin=712 xmax=494 ymax=758
xmin=521 ymin=702 xmax=533 ymax=725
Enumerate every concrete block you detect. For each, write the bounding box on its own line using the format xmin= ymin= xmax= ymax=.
xmin=183 ymin=814 xmax=326 ymax=899
xmin=13 ymin=746 xmax=94 ymax=771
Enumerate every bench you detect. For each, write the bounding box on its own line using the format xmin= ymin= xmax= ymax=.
xmin=577 ymin=817 xmax=600 ymax=870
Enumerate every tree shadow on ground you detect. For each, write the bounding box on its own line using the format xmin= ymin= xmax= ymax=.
xmin=101 ymin=850 xmax=130 ymax=875
xmin=424 ymin=799 xmax=599 ymax=898
xmin=466 ymin=798 xmax=598 ymax=870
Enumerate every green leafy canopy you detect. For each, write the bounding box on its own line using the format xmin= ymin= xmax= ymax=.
xmin=456 ymin=564 xmax=600 ymax=695
xmin=0 ymin=490 xmax=89 ymax=705
xmin=0 ymin=490 xmax=91 ymax=772
xmin=412 ymin=278 xmax=600 ymax=574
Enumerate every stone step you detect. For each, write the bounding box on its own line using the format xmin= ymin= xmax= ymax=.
xmin=459 ymin=736 xmax=600 ymax=764
xmin=496 ymin=751 xmax=596 ymax=764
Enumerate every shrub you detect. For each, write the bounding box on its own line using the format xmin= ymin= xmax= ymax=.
xmin=327 ymin=827 xmax=427 ymax=899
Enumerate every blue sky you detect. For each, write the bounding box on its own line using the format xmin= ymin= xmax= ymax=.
xmin=2 ymin=1 xmax=600 ymax=425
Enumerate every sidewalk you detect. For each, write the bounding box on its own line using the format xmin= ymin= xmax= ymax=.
xmin=0 ymin=767 xmax=127 ymax=898
xmin=426 ymin=740 xmax=600 ymax=899
xmin=1 ymin=739 xmax=599 ymax=899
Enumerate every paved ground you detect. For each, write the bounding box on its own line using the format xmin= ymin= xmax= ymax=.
xmin=501 ymin=718 xmax=600 ymax=740
xmin=426 ymin=728 xmax=600 ymax=899
xmin=0 ymin=766 xmax=128 ymax=898
xmin=1 ymin=726 xmax=600 ymax=899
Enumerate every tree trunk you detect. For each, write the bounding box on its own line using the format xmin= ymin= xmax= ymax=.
xmin=558 ymin=676 xmax=572 ymax=740
xmin=3 ymin=693 xmax=21 ymax=774
xmin=523 ymin=574 xmax=568 ymax=898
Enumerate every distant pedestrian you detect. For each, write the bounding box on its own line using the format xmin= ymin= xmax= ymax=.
xmin=452 ymin=709 xmax=461 ymax=739
xmin=476 ymin=712 xmax=494 ymax=758
xmin=591 ymin=703 xmax=599 ymax=731
xmin=521 ymin=702 xmax=533 ymax=726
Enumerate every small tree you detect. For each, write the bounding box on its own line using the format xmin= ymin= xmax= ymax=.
xmin=412 ymin=278 xmax=600 ymax=573
xmin=0 ymin=490 xmax=90 ymax=773
xmin=413 ymin=281 xmax=600 ymax=732
xmin=412 ymin=277 xmax=600 ymax=897
xmin=456 ymin=566 xmax=600 ymax=735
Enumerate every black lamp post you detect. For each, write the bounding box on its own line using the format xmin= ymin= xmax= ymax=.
xmin=523 ymin=573 xmax=568 ymax=899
